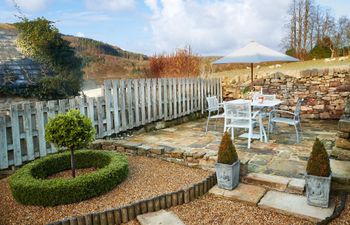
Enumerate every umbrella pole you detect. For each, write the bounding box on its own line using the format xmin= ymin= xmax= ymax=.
xmin=250 ymin=63 xmax=254 ymax=91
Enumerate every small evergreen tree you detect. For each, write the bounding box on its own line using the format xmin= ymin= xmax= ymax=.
xmin=306 ymin=138 xmax=331 ymax=177
xmin=45 ymin=110 xmax=95 ymax=178
xmin=217 ymin=132 xmax=238 ymax=164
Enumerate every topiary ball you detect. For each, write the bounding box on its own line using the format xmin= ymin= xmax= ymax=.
xmin=217 ymin=132 xmax=238 ymax=165
xmin=306 ymin=138 xmax=331 ymax=177
xmin=45 ymin=109 xmax=95 ymax=150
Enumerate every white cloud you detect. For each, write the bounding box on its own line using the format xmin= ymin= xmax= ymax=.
xmin=144 ymin=0 xmax=290 ymax=55
xmin=84 ymin=0 xmax=136 ymax=12
xmin=6 ymin=0 xmax=50 ymax=12
xmin=76 ymin=32 xmax=85 ymax=37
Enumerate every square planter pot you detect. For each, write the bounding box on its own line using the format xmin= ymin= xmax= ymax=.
xmin=215 ymin=160 xmax=240 ymax=190
xmin=305 ymin=174 xmax=331 ymax=208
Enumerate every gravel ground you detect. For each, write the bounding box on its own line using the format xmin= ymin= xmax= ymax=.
xmin=48 ymin=168 xmax=96 ymax=179
xmin=127 ymin=194 xmax=350 ymax=225
xmin=0 ymin=156 xmax=211 ymax=225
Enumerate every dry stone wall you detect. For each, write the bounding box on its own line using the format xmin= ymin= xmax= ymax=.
xmin=223 ymin=67 xmax=350 ymax=119
xmin=332 ymin=98 xmax=350 ymax=160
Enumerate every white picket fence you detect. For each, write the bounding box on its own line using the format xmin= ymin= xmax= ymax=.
xmin=0 ymin=77 xmax=222 ymax=169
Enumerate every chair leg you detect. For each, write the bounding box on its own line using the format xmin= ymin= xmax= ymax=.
xmin=205 ymin=111 xmax=211 ymax=133
xmin=248 ymin=126 xmax=252 ymax=149
xmin=298 ymin=122 xmax=303 ymax=141
xmin=223 ymin=118 xmax=226 ymax=132
xmin=294 ymin=124 xmax=299 ymax=143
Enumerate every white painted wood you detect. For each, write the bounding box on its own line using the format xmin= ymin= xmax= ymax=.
xmin=47 ymin=100 xmax=57 ymax=153
xmin=120 ymin=80 xmax=127 ymax=131
xmin=219 ymin=78 xmax=223 ymax=103
xmin=152 ymin=79 xmax=157 ymax=121
xmin=133 ymin=79 xmax=140 ymax=126
xmin=87 ymin=97 xmax=95 ymax=132
xmin=96 ymin=96 xmax=104 ymax=138
xmin=182 ymin=78 xmax=186 ymax=116
xmin=163 ymin=78 xmax=168 ymax=120
xmin=23 ymin=103 xmax=34 ymax=161
xmin=140 ymin=79 xmax=146 ymax=125
xmin=0 ymin=77 xmax=221 ymax=169
xmin=10 ymin=104 xmax=22 ymax=166
xmin=35 ymin=101 xmax=47 ymax=157
xmin=127 ymin=79 xmax=134 ymax=128
xmin=112 ymin=80 xmax=120 ymax=132
xmin=58 ymin=99 xmax=67 ymax=113
xmin=168 ymin=78 xmax=173 ymax=119
xmin=146 ymin=79 xmax=152 ymax=122
xmin=104 ymin=80 xmax=112 ymax=136
xmin=158 ymin=78 xmax=163 ymax=119
xmin=0 ymin=116 xmax=8 ymax=169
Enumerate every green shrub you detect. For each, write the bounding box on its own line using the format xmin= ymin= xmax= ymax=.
xmin=217 ymin=132 xmax=238 ymax=164
xmin=306 ymin=138 xmax=331 ymax=177
xmin=45 ymin=109 xmax=95 ymax=177
xmin=10 ymin=150 xmax=128 ymax=206
xmin=13 ymin=17 xmax=84 ymax=100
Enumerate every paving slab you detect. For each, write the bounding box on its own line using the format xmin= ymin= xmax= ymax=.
xmin=242 ymin=173 xmax=290 ymax=191
xmin=137 ymin=210 xmax=185 ymax=225
xmin=258 ymin=191 xmax=335 ymax=222
xmin=209 ymin=184 xmax=266 ymax=205
xmin=286 ymin=178 xmax=305 ymax=194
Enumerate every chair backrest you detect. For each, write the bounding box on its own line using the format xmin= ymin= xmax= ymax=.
xmin=251 ymin=92 xmax=261 ymax=101
xmin=262 ymin=94 xmax=276 ymax=101
xmin=224 ymin=100 xmax=251 ymax=121
xmin=294 ymin=98 xmax=304 ymax=121
xmin=206 ymin=96 xmax=219 ymax=112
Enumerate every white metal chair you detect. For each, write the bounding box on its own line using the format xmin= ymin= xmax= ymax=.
xmin=205 ymin=96 xmax=224 ymax=133
xmin=268 ymin=98 xmax=304 ymax=143
xmin=223 ymin=100 xmax=259 ymax=149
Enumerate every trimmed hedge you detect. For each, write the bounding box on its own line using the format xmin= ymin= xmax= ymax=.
xmin=10 ymin=150 xmax=128 ymax=206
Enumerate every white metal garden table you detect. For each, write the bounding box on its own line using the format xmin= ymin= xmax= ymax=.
xmin=224 ymin=99 xmax=283 ymax=143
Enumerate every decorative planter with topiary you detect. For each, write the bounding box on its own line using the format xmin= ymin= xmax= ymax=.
xmin=215 ymin=132 xmax=240 ymax=190
xmin=305 ymin=138 xmax=332 ymax=208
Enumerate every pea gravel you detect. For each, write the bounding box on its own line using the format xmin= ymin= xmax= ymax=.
xmin=0 ymin=156 xmax=211 ymax=225
xmin=127 ymin=194 xmax=350 ymax=225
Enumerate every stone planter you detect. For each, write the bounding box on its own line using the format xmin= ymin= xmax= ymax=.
xmin=305 ymin=174 xmax=331 ymax=208
xmin=215 ymin=160 xmax=240 ymax=190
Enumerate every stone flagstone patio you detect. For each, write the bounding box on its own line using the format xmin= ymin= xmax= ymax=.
xmin=117 ymin=118 xmax=349 ymax=184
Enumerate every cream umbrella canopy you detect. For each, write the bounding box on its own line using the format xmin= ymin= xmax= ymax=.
xmin=213 ymin=41 xmax=299 ymax=89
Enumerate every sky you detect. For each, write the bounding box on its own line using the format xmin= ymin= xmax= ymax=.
xmin=0 ymin=0 xmax=349 ymax=56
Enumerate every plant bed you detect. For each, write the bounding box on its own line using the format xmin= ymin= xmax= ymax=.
xmin=0 ymin=156 xmax=211 ymax=225
xmin=10 ymin=150 xmax=128 ymax=206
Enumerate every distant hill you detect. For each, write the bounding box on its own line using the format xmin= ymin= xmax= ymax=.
xmin=63 ymin=35 xmax=150 ymax=82
xmin=0 ymin=23 xmax=150 ymax=82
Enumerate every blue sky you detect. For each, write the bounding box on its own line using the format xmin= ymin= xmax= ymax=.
xmin=1 ymin=0 xmax=349 ymax=56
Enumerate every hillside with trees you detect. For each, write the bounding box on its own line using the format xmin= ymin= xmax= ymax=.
xmin=63 ymin=35 xmax=150 ymax=81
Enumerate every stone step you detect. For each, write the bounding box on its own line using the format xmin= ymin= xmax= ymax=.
xmin=258 ymin=191 xmax=335 ymax=222
xmin=330 ymin=159 xmax=350 ymax=185
xmin=242 ymin=173 xmax=291 ymax=192
xmin=137 ymin=210 xmax=185 ymax=225
xmin=331 ymin=147 xmax=350 ymax=161
xmin=209 ymin=183 xmax=266 ymax=205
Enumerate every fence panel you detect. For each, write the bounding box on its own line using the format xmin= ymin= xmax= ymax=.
xmin=0 ymin=77 xmax=221 ymax=169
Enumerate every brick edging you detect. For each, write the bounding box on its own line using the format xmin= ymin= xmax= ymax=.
xmin=47 ymin=173 xmax=217 ymax=225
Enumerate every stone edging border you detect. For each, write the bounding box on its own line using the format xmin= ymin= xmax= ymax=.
xmin=47 ymin=173 xmax=217 ymax=225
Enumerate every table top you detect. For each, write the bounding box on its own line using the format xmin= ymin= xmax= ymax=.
xmin=224 ymin=99 xmax=283 ymax=107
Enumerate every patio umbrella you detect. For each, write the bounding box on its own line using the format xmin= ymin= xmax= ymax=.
xmin=213 ymin=41 xmax=299 ymax=90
